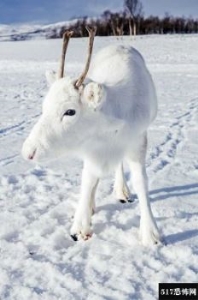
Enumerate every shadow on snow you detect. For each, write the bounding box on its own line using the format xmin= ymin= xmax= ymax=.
xmin=149 ymin=183 xmax=198 ymax=201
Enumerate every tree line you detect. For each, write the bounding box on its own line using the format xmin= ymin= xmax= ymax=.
xmin=48 ymin=0 xmax=198 ymax=38
xmin=50 ymin=13 xmax=198 ymax=39
xmin=50 ymin=0 xmax=198 ymax=39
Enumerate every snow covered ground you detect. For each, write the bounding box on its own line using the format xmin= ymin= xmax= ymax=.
xmin=0 ymin=35 xmax=198 ymax=299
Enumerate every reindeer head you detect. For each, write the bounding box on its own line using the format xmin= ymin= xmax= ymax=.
xmin=22 ymin=27 xmax=106 ymax=162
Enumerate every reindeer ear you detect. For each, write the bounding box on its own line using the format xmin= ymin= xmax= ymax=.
xmin=82 ymin=82 xmax=106 ymax=109
xmin=45 ymin=70 xmax=58 ymax=86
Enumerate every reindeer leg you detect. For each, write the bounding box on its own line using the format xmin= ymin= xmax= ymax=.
xmin=114 ymin=163 xmax=133 ymax=203
xmin=70 ymin=164 xmax=99 ymax=241
xmin=127 ymin=133 xmax=161 ymax=246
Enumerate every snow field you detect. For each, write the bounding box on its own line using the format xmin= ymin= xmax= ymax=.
xmin=0 ymin=35 xmax=198 ymax=299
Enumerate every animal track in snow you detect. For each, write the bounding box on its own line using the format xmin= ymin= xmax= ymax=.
xmin=148 ymin=97 xmax=198 ymax=174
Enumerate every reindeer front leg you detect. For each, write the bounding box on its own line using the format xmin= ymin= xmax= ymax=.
xmin=70 ymin=165 xmax=99 ymax=241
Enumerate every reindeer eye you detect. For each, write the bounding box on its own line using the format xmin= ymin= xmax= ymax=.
xmin=64 ymin=109 xmax=76 ymax=116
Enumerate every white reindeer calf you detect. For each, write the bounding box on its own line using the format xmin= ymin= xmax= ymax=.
xmin=22 ymin=28 xmax=161 ymax=245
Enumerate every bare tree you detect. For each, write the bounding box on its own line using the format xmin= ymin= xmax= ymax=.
xmin=124 ymin=0 xmax=143 ymax=35
xmin=111 ymin=13 xmax=124 ymax=36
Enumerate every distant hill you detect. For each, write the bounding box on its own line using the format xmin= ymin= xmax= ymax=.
xmin=0 ymin=20 xmax=80 ymax=41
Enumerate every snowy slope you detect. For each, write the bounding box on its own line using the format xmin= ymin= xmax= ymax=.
xmin=0 ymin=20 xmax=78 ymax=41
xmin=0 ymin=35 xmax=198 ymax=300
xmin=0 ymin=19 xmax=96 ymax=42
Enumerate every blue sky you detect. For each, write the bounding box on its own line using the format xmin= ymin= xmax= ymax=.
xmin=1 ymin=0 xmax=198 ymax=24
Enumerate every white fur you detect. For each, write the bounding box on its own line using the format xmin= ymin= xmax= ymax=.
xmin=22 ymin=45 xmax=161 ymax=245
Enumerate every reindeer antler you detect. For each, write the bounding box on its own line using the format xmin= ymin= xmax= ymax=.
xmin=75 ymin=26 xmax=96 ymax=88
xmin=58 ymin=30 xmax=73 ymax=79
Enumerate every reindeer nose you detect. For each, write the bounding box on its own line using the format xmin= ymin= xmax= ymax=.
xmin=22 ymin=139 xmax=37 ymax=161
xmin=28 ymin=149 xmax=36 ymax=160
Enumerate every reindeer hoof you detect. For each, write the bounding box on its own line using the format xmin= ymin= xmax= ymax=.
xmin=70 ymin=232 xmax=92 ymax=241
xmin=71 ymin=234 xmax=78 ymax=242
xmin=127 ymin=198 xmax=134 ymax=203
xmin=119 ymin=197 xmax=134 ymax=204
xmin=119 ymin=199 xmax=127 ymax=203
